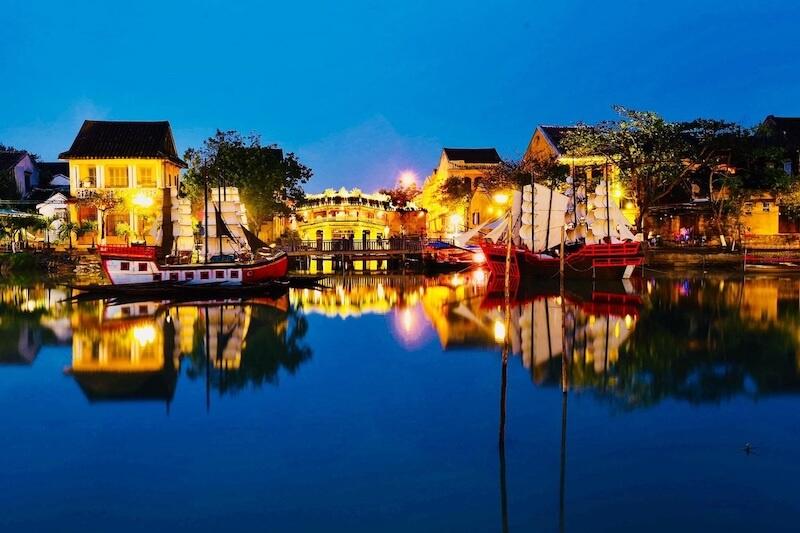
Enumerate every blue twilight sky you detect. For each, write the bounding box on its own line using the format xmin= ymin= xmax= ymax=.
xmin=1 ymin=0 xmax=799 ymax=192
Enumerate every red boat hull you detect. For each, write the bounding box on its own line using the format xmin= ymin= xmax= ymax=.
xmin=480 ymin=241 xmax=643 ymax=281
xmin=242 ymin=255 xmax=289 ymax=284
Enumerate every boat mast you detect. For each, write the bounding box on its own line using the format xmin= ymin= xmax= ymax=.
xmin=204 ymin=169 xmax=209 ymax=264
xmin=605 ymin=166 xmax=611 ymax=242
xmin=218 ymin=172 xmax=224 ymax=258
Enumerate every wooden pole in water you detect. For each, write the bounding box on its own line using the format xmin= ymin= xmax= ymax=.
xmin=560 ymin=226 xmax=566 ymax=283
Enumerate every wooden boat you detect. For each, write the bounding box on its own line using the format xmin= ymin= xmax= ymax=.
xmin=481 ymin=180 xmax=643 ymax=282
xmin=481 ymin=241 xmax=643 ymax=281
xmin=744 ymin=252 xmax=800 ymax=272
xmin=98 ymin=245 xmax=288 ymax=286
xmin=422 ymin=240 xmax=484 ymax=272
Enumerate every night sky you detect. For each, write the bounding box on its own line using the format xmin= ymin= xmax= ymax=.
xmin=2 ymin=0 xmax=798 ymax=191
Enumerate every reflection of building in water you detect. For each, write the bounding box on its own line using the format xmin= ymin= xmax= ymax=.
xmin=420 ymin=269 xmax=495 ymax=349
xmin=70 ymin=302 xmax=179 ymax=402
xmin=291 ymin=275 xmax=425 ymax=318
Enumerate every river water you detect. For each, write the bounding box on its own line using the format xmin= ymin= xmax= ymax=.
xmin=0 ymin=272 xmax=798 ymax=531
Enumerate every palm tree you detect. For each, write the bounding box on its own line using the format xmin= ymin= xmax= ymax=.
xmin=41 ymin=215 xmax=60 ymax=248
xmin=79 ymin=220 xmax=98 ymax=249
xmin=58 ymin=221 xmax=79 ymax=250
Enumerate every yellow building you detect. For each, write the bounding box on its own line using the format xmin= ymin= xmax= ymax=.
xmin=418 ymin=148 xmax=502 ymax=237
xmin=59 ymin=120 xmax=187 ymax=246
xmin=294 ymin=187 xmax=425 ymax=241
xmin=524 ymin=125 xmax=637 ymax=224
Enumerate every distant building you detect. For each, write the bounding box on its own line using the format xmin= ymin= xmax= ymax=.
xmin=418 ymin=147 xmax=502 ymax=236
xmin=36 ymin=162 xmax=70 ymax=189
xmin=0 ymin=151 xmax=39 ymax=199
xmin=761 ymin=115 xmax=800 ymax=176
xmin=59 ymin=120 xmax=187 ymax=246
xmin=294 ymin=187 xmax=426 ymax=244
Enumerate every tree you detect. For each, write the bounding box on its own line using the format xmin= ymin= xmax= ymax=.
xmin=57 ymin=221 xmax=79 ymax=250
xmin=380 ymin=182 xmax=420 ymax=208
xmin=438 ymin=176 xmax=473 ymax=229
xmin=78 ymin=220 xmax=98 ymax=248
xmin=78 ymin=190 xmax=121 ymax=243
xmin=183 ymin=130 xmax=312 ymax=232
xmin=490 ymin=156 xmax=569 ymax=190
xmin=561 ymin=106 xmax=691 ymax=232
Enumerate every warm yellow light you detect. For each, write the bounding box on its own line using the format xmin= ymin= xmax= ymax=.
xmin=398 ymin=170 xmax=418 ymax=188
xmin=612 ymin=185 xmax=623 ymax=200
xmin=493 ymin=319 xmax=506 ymax=344
xmin=132 ymin=192 xmax=154 ymax=208
xmin=449 ymin=213 xmax=463 ymax=224
xmin=132 ymin=325 xmax=156 ymax=346
xmin=472 ymin=251 xmax=486 ymax=263
xmin=401 ymin=308 xmax=414 ymax=333
xmin=473 ymin=268 xmax=486 ymax=284
xmin=624 ymin=314 xmax=633 ymax=328
xmin=493 ymin=192 xmax=509 ymax=205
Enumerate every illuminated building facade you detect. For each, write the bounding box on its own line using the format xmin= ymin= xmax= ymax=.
xmin=295 ymin=187 xmax=426 ymax=242
xmin=418 ymin=148 xmax=502 ymax=237
xmin=59 ymin=120 xmax=187 ymax=246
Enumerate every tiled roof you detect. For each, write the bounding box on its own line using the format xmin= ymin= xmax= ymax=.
xmin=0 ymin=151 xmax=27 ymax=172
xmin=538 ymin=126 xmax=580 ymax=154
xmin=58 ymin=120 xmax=187 ymax=167
xmin=443 ymin=148 xmax=501 ymax=164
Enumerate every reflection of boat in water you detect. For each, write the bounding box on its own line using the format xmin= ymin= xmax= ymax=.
xmin=482 ymin=281 xmax=641 ymax=384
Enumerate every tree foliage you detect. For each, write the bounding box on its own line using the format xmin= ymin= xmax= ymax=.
xmin=379 ymin=182 xmax=420 ymax=208
xmin=561 ymin=106 xmax=791 ymax=233
xmin=183 ymin=130 xmax=312 ymax=229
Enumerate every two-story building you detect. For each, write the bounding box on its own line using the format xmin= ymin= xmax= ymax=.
xmin=59 ymin=120 xmax=186 ymax=246
xmin=418 ymin=147 xmax=502 ymax=237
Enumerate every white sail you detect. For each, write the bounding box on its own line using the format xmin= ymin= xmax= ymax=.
xmin=518 ymin=183 xmax=570 ymax=253
xmin=586 ymin=180 xmax=635 ymax=243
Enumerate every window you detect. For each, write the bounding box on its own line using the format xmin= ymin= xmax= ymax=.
xmin=153 ymin=273 xmax=162 ymax=281
xmin=185 ymin=272 xmax=195 ymax=281
xmin=784 ymin=161 xmax=793 ymax=175
xmin=743 ymin=202 xmax=753 ymax=215
xmin=230 ymin=270 xmax=239 ymax=279
xmin=200 ymin=271 xmax=210 ymax=280
xmin=138 ymin=305 xmax=148 ymax=314
xmin=215 ymin=271 xmax=225 ymax=279
xmin=106 ymin=166 xmax=129 ymax=188
xmin=138 ymin=167 xmax=155 ymax=187
xmin=763 ymin=202 xmax=771 ymax=213
xmin=472 ymin=212 xmax=480 ymax=225
xmin=120 ymin=261 xmax=130 ymax=271
xmin=138 ymin=263 xmax=148 ymax=272
xmin=106 ymin=213 xmax=129 ymax=237
xmin=81 ymin=166 xmax=97 ymax=187
xmin=170 ymin=272 xmax=179 ymax=281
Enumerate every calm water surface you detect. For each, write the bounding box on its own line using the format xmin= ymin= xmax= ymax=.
xmin=1 ymin=272 xmax=799 ymax=532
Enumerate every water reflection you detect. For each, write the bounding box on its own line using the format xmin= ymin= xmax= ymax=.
xmin=3 ymin=274 xmax=800 ymax=408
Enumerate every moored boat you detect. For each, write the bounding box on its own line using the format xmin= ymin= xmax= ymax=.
xmin=99 ymin=245 xmax=288 ymax=286
xmin=481 ymin=179 xmax=643 ymax=281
